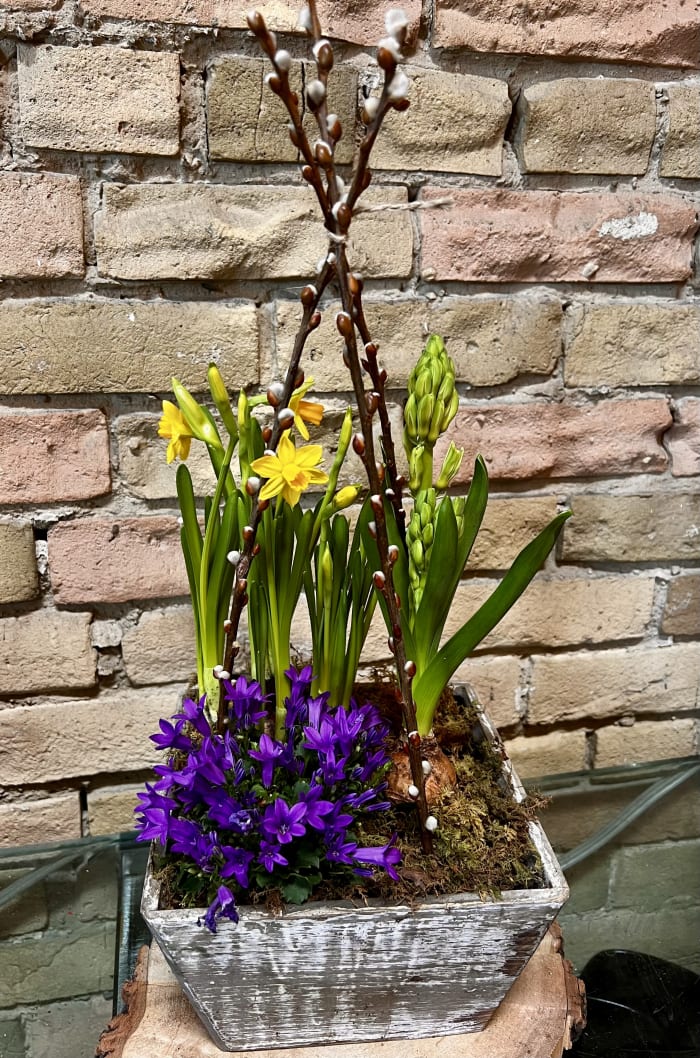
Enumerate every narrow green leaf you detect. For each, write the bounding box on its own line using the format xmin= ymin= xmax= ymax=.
xmin=176 ymin=463 xmax=202 ymax=571
xmin=413 ymin=510 xmax=571 ymax=731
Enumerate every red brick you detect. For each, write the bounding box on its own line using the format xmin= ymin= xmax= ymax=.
xmin=420 ymin=189 xmax=698 ymax=284
xmin=49 ymin=516 xmax=188 ymax=605
xmin=0 ymin=172 xmax=84 ymax=279
xmin=434 ymin=1 xmax=700 ymax=68
xmin=668 ymin=399 xmax=700 ymax=476
xmin=439 ymin=400 xmax=671 ymax=482
xmin=0 ymin=411 xmax=110 ymax=504
xmin=80 ymin=1 xmax=422 ymax=44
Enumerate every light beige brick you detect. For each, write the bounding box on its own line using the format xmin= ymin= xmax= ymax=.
xmin=208 ymin=57 xmax=356 ymax=165
xmin=434 ymin=1 xmax=700 ymax=68
xmin=0 ymin=686 xmax=185 ymax=785
xmin=80 ymin=1 xmax=423 ymax=44
xmin=519 ymin=79 xmax=655 ymax=175
xmin=0 ymin=610 xmax=96 ymax=696
xmin=565 ymin=302 xmax=700 ymax=387
xmin=562 ymin=493 xmax=700 ymax=562
xmin=612 ymin=840 xmax=700 ymax=912
xmin=0 ymin=794 xmax=80 ymax=849
xmin=18 ymin=45 xmax=180 ymax=155
xmin=362 ymin=575 xmax=656 ymax=660
xmin=421 ymin=188 xmax=698 ymax=284
xmin=468 ymin=497 xmax=562 ymax=570
xmin=49 ymin=516 xmax=188 ymax=605
xmin=0 ymin=411 xmax=111 ymax=504
xmin=117 ymin=414 xmax=216 ymax=500
xmin=0 ymin=524 xmax=38 ymax=603
xmin=87 ymin=784 xmax=143 ymax=836
xmin=273 ymin=295 xmax=561 ymax=390
xmin=503 ymin=730 xmax=587 ymax=780
xmin=440 ymin=400 xmax=671 ymax=483
xmin=0 ymin=172 xmax=83 ymax=279
xmin=371 ymin=67 xmax=510 ymax=175
xmin=595 ymin=718 xmax=697 ymax=768
xmin=122 ymin=606 xmax=196 ymax=685
xmin=453 ymin=654 xmax=522 ymax=728
xmin=95 ymin=184 xmax=412 ymax=281
xmin=529 ymin=644 xmax=700 ymax=724
xmin=663 ymin=574 xmax=700 ymax=637
xmin=0 ymin=299 xmax=259 ymax=395
xmin=668 ymin=399 xmax=700 ymax=477
xmin=661 ymin=85 xmax=700 ymax=179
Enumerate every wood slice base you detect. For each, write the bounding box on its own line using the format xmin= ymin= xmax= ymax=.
xmin=98 ymin=923 xmax=585 ymax=1058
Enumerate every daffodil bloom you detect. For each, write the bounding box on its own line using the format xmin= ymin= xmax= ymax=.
xmin=251 ymin=432 xmax=329 ymax=507
xmin=158 ymin=400 xmax=193 ymax=464
xmin=288 ymin=377 xmax=324 ymax=440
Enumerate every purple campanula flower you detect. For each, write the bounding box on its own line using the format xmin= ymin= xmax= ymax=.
xmin=249 ymin=733 xmax=285 ymax=788
xmin=201 ymin=885 xmax=239 ymax=932
xmin=206 ymin=794 xmax=255 ymax=833
xmin=134 ymin=784 xmax=179 ymax=844
xmin=353 ymin=838 xmax=402 ymax=882
xmin=224 ymin=676 xmax=268 ymax=730
xmin=150 ymin=718 xmax=192 ymax=752
xmin=261 ymin=798 xmax=307 ymax=845
xmin=325 ymin=834 xmax=358 ymax=866
xmin=258 ymin=841 xmax=288 ymax=872
xmin=174 ymin=695 xmax=211 ymax=738
xmin=297 ymin=784 xmax=334 ymax=830
xmin=220 ymin=846 xmax=254 ymax=887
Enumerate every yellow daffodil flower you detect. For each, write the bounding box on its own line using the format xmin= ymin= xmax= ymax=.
xmin=158 ymin=400 xmax=193 ymax=464
xmin=251 ymin=432 xmax=329 ymax=507
xmin=289 ymin=377 xmax=324 ymax=440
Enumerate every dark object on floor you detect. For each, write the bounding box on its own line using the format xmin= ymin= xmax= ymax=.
xmin=567 ymin=949 xmax=700 ymax=1058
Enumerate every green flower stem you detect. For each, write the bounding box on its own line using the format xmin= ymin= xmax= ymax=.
xmin=265 ymin=505 xmax=291 ymax=739
xmin=419 ymin=441 xmax=434 ymax=492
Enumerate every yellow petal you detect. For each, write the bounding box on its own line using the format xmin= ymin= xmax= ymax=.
xmin=293 ymin=414 xmax=311 ymax=441
xmin=299 ymin=399 xmax=324 ymax=426
xmin=259 ymin=476 xmax=285 ymax=501
xmin=251 ymin=455 xmax=281 ymax=478
xmin=294 ymin=444 xmax=324 ymax=468
xmin=281 ymin=482 xmax=303 ymax=507
xmin=276 ymin=432 xmax=296 ymax=465
xmin=306 ymin=468 xmax=330 ymax=485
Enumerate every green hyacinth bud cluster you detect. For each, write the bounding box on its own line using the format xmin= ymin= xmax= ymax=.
xmin=403 ymin=335 xmax=460 ymax=494
xmin=407 ymin=488 xmax=436 ymax=615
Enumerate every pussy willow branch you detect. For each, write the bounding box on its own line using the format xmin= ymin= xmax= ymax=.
xmin=247 ymin=5 xmax=432 ymax=849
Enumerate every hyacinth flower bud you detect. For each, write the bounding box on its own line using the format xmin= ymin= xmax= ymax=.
xmin=436 ymin=441 xmax=464 ymax=490
xmin=207 ymin=364 xmax=238 ymax=439
xmin=403 ymin=334 xmax=456 ymax=463
xmin=407 ymin=443 xmax=424 ymax=493
xmin=172 ymin=377 xmax=222 ymax=449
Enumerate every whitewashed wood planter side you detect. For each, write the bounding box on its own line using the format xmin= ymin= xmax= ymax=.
xmin=141 ymin=703 xmax=569 ymax=1052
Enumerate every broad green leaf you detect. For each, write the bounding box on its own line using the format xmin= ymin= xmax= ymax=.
xmin=413 ymin=510 xmax=571 ymax=732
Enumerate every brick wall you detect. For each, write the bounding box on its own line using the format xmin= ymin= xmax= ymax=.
xmin=0 ymin=0 xmax=699 ymax=841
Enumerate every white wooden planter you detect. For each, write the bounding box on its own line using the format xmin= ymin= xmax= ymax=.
xmin=141 ymin=701 xmax=568 ymax=1052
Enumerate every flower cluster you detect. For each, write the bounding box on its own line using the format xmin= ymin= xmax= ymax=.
xmin=136 ymin=667 xmax=400 ymax=930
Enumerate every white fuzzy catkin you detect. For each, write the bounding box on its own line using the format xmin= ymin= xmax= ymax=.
xmin=306 ymin=79 xmax=326 ymax=105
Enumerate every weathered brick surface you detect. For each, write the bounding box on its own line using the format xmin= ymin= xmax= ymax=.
xmin=121 ymin=605 xmax=196 ymax=684
xmin=1 ymin=921 xmax=114 ymax=1006
xmin=529 ymin=644 xmax=700 ymax=724
xmin=565 ymin=302 xmax=700 ymax=387
xmin=0 ymin=299 xmax=259 ymax=395
xmin=503 ymin=730 xmax=587 ymax=780
xmin=0 ymin=794 xmax=80 ymax=849
xmin=661 ymin=85 xmax=700 ymax=179
xmin=363 ymin=575 xmax=655 ymax=658
xmin=0 ymin=172 xmax=83 ymax=279
xmin=421 ymin=189 xmax=698 ymax=283
xmin=17 ymin=45 xmax=180 ymax=155
xmin=0 ymin=687 xmax=184 ymax=785
xmin=95 ymin=184 xmax=412 ymax=281
xmin=273 ymin=295 xmax=561 ymax=389
xmin=208 ymin=57 xmax=357 ymax=165
xmin=612 ymin=839 xmax=700 ymax=913
xmin=434 ymin=1 xmax=700 ymax=67
xmin=562 ymin=906 xmax=700 ymax=979
xmin=87 ymin=783 xmax=143 ymax=835
xmin=23 ymin=995 xmax=114 ymax=1058
xmin=81 ymin=1 xmax=422 ymax=44
xmin=0 ymin=611 xmax=96 ymax=696
xmin=668 ymin=399 xmax=700 ymax=476
xmin=519 ymin=79 xmax=655 ymax=175
xmin=453 ymin=654 xmax=522 ymax=728
xmin=0 ymin=524 xmax=38 ymax=603
xmin=0 ymin=411 xmax=110 ymax=504
xmin=371 ymin=67 xmax=510 ymax=175
xmin=49 ymin=517 xmax=188 ymax=605
xmin=595 ymin=718 xmax=697 ymax=768
xmin=562 ymin=493 xmax=700 ymax=563
xmin=662 ymin=575 xmax=700 ymax=637
xmin=117 ymin=414 xmax=215 ymax=499
xmin=440 ymin=400 xmax=671 ymax=482
xmin=468 ymin=497 xmax=563 ymax=570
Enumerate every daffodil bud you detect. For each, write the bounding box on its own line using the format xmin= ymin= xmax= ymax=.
xmin=332 ymin=485 xmax=359 ymax=511
xmin=207 ymin=364 xmax=238 ymax=439
xmin=172 ymin=377 xmax=222 ymax=449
